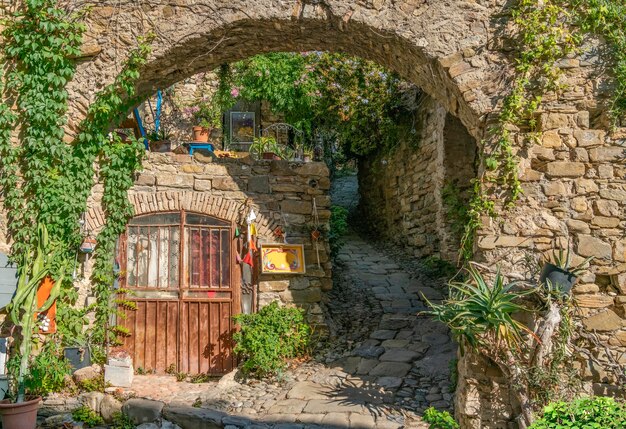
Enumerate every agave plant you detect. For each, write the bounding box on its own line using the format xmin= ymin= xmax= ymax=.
xmin=547 ymin=246 xmax=593 ymax=276
xmin=8 ymin=224 xmax=66 ymax=402
xmin=425 ymin=267 xmax=536 ymax=350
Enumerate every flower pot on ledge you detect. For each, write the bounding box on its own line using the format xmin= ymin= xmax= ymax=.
xmin=262 ymin=152 xmax=281 ymax=160
xmin=192 ymin=126 xmax=210 ymax=142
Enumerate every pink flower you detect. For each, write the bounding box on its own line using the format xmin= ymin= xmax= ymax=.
xmin=230 ymin=87 xmax=240 ymax=97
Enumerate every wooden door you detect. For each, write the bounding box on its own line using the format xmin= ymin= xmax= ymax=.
xmin=118 ymin=211 xmax=238 ymax=375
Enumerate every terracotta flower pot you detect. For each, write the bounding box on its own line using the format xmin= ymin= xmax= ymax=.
xmin=192 ymin=126 xmax=210 ymax=142
xmin=262 ymin=152 xmax=281 ymax=160
xmin=0 ymin=396 xmax=41 ymax=429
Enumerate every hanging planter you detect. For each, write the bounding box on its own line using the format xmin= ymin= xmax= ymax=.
xmin=539 ymin=248 xmax=593 ymax=295
xmin=79 ymin=236 xmax=97 ymax=254
xmin=539 ymin=263 xmax=577 ymax=294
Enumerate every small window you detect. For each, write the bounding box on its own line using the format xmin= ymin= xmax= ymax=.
xmin=125 ymin=212 xmax=231 ymax=290
xmin=230 ymin=111 xmax=256 ymax=151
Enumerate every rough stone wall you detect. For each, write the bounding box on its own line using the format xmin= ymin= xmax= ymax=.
xmin=0 ymin=1 xmax=624 ymax=426
xmin=359 ymin=95 xmax=477 ymax=262
xmin=80 ymin=152 xmax=332 ymax=326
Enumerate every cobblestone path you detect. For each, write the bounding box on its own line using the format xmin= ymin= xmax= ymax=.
xmin=112 ymin=173 xmax=456 ymax=429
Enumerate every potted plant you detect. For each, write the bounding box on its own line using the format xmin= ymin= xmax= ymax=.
xmin=146 ymin=128 xmax=172 ymax=152
xmin=0 ymin=224 xmax=66 ymax=429
xmin=303 ymin=148 xmax=314 ymax=163
xmin=185 ymin=96 xmax=222 ymax=143
xmin=539 ymin=247 xmax=593 ymax=294
xmin=251 ymin=136 xmax=283 ymax=160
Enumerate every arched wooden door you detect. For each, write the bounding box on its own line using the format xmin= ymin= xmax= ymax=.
xmin=117 ymin=210 xmax=240 ymax=375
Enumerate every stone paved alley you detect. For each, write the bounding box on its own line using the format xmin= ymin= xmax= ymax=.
xmin=43 ymin=174 xmax=455 ymax=429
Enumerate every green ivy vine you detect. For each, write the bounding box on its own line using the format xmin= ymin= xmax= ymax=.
xmin=460 ymin=0 xmax=625 ymax=261
xmin=0 ymin=0 xmax=154 ymax=382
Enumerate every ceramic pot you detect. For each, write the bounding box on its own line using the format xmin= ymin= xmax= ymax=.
xmin=539 ymin=262 xmax=576 ymax=294
xmin=192 ymin=126 xmax=210 ymax=142
xmin=0 ymin=396 xmax=41 ymax=429
xmin=262 ymin=152 xmax=280 ymax=160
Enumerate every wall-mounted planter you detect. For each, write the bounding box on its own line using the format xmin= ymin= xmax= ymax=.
xmin=64 ymin=347 xmax=91 ymax=373
xmin=539 ymin=262 xmax=576 ymax=294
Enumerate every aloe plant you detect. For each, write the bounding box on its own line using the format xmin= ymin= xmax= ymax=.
xmin=547 ymin=246 xmax=593 ymax=276
xmin=8 ymin=224 xmax=66 ymax=402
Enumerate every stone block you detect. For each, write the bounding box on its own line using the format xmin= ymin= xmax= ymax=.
xmin=78 ymin=392 xmax=105 ymax=412
xmin=259 ymin=280 xmax=290 ymax=292
xmin=571 ymin=196 xmax=588 ymax=212
xmin=577 ymin=235 xmax=612 ymax=259
xmin=104 ymin=364 xmax=133 ymax=388
xmin=100 ymin=395 xmax=122 ymax=422
xmin=598 ymin=164 xmax=614 ymax=178
xmin=566 ymin=219 xmax=590 ymax=234
xmin=574 ymin=130 xmax=605 ymax=147
xmin=212 ymin=177 xmax=240 ymax=191
xmin=279 ymin=287 xmax=321 ymax=303
xmin=156 ymin=175 xmax=194 ymax=189
xmin=589 ymin=147 xmax=625 ymax=162
xmin=546 ymin=162 xmax=585 ymax=177
xmin=599 ymin=187 xmax=626 ymax=201
xmin=281 ymin=200 xmax=312 ymax=215
xmin=163 ymin=405 xmax=225 ymax=429
xmin=572 ymin=283 xmax=599 ymax=294
xmin=541 ymin=130 xmax=562 ymax=148
xmin=543 ymin=182 xmax=567 ymax=196
xmin=540 ymin=113 xmax=575 ymax=130
xmin=135 ymin=174 xmax=156 ymax=186
xmin=574 ymin=178 xmax=599 ymax=194
xmin=122 ymin=399 xmax=165 ymax=425
xmin=73 ymin=364 xmax=102 ymax=383
xmin=181 ymin=165 xmax=203 ymax=174
xmin=193 ymin=179 xmax=211 ymax=191
xmin=573 ymin=148 xmax=589 ymax=162
xmin=247 ymin=175 xmax=270 ymax=193
xmin=575 ymin=295 xmax=614 ymax=308
xmin=583 ymin=310 xmax=623 ymax=331
xmin=591 ymin=216 xmax=620 ymax=228
xmin=295 ymin=162 xmax=329 ymax=177
xmin=593 ymin=200 xmax=619 ymax=217
xmin=369 ymin=361 xmax=412 ymax=377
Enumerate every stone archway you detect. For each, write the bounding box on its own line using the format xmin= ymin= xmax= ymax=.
xmin=66 ymin=0 xmax=514 ymax=140
xmin=58 ymin=2 xmax=625 ymax=427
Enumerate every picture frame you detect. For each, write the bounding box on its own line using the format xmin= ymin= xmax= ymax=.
xmin=260 ymin=244 xmax=306 ymax=274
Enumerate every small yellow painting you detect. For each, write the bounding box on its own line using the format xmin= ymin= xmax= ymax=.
xmin=260 ymin=244 xmax=306 ymax=274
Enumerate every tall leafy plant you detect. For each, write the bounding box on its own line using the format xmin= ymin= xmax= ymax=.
xmin=7 ymin=224 xmax=67 ymax=402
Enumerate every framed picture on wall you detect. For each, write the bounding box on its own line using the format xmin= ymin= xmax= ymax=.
xmin=260 ymin=244 xmax=306 ymax=274
xmin=230 ymin=112 xmax=255 ymax=146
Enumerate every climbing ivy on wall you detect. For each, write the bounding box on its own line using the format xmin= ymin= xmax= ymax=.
xmin=0 ymin=0 xmax=153 ymax=379
xmin=460 ymin=0 xmax=626 ymax=260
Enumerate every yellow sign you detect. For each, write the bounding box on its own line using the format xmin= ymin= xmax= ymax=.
xmin=260 ymin=244 xmax=306 ymax=274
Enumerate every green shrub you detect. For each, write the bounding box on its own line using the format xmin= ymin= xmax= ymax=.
xmin=423 ymin=407 xmax=459 ymax=429
xmin=529 ymin=397 xmax=626 ymax=429
xmin=72 ymin=406 xmax=104 ymax=427
xmin=329 ymin=205 xmax=349 ymax=256
xmin=111 ymin=411 xmax=134 ymax=429
xmin=21 ymin=342 xmax=72 ymax=396
xmin=78 ymin=374 xmax=106 ymax=392
xmin=233 ymin=301 xmax=310 ymax=378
